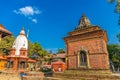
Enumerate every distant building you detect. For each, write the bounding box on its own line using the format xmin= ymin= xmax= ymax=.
xmin=47 ymin=53 xmax=66 ymax=63
xmin=56 ymin=53 xmax=66 ymax=62
xmin=0 ymin=24 xmax=12 ymax=40
xmin=51 ymin=53 xmax=66 ymax=72
xmin=63 ymin=14 xmax=109 ymax=69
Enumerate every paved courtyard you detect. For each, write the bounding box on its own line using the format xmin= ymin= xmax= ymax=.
xmin=0 ymin=73 xmax=20 ymax=80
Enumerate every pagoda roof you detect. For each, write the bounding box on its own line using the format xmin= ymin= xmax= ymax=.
xmin=0 ymin=24 xmax=12 ymax=35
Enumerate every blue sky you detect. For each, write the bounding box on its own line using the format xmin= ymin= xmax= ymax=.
xmin=1 ymin=0 xmax=120 ymax=52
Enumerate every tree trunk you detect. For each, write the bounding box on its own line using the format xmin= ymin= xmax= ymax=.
xmin=117 ymin=67 xmax=119 ymax=72
xmin=111 ymin=64 xmax=115 ymax=72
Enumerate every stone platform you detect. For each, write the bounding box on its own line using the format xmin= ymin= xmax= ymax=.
xmin=22 ymin=71 xmax=53 ymax=80
xmin=20 ymin=69 xmax=120 ymax=80
xmin=51 ymin=69 xmax=120 ymax=80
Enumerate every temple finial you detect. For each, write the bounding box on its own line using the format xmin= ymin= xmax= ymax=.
xmin=22 ymin=27 xmax=24 ymax=30
xmin=81 ymin=13 xmax=86 ymax=17
xmin=77 ymin=14 xmax=91 ymax=29
xmin=20 ymin=27 xmax=25 ymax=35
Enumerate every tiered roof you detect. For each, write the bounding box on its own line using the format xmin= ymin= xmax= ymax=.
xmin=0 ymin=24 xmax=12 ymax=35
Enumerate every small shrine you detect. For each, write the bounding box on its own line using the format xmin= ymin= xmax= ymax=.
xmin=7 ymin=28 xmax=36 ymax=71
xmin=63 ymin=14 xmax=109 ymax=69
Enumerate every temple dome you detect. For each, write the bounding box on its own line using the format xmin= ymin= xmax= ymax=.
xmin=12 ymin=28 xmax=28 ymax=55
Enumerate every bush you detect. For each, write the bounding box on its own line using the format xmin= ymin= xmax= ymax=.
xmin=40 ymin=66 xmax=52 ymax=72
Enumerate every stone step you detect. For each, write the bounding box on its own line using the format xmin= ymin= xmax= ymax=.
xmin=53 ymin=72 xmax=120 ymax=80
xmin=46 ymin=77 xmax=120 ymax=80
xmin=43 ymin=77 xmax=62 ymax=80
xmin=22 ymin=74 xmax=120 ymax=80
xmin=43 ymin=77 xmax=98 ymax=80
xmin=22 ymin=76 xmax=94 ymax=80
xmin=64 ymin=69 xmax=112 ymax=74
xmin=43 ymin=77 xmax=80 ymax=80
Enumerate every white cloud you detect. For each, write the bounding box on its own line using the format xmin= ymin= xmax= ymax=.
xmin=14 ymin=6 xmax=41 ymax=16
xmin=13 ymin=6 xmax=41 ymax=23
xmin=32 ymin=19 xmax=37 ymax=23
xmin=13 ymin=10 xmax=19 ymax=14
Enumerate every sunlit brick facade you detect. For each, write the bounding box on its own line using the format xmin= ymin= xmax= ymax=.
xmin=63 ymin=15 xmax=109 ymax=69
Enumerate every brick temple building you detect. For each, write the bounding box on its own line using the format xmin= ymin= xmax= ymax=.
xmin=63 ymin=15 xmax=109 ymax=69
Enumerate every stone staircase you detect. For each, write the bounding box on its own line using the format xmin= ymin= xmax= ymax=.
xmin=50 ymin=69 xmax=120 ymax=80
xmin=52 ymin=72 xmax=120 ymax=80
xmin=22 ymin=69 xmax=120 ymax=80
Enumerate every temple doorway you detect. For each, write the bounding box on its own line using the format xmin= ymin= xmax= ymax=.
xmin=79 ymin=51 xmax=87 ymax=67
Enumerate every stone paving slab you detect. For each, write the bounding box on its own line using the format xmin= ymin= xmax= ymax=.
xmin=0 ymin=73 xmax=21 ymax=80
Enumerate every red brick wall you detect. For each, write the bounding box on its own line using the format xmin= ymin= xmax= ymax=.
xmin=68 ymin=38 xmax=108 ymax=55
xmin=67 ymin=38 xmax=109 ymax=69
xmin=89 ymin=54 xmax=109 ymax=69
xmin=68 ymin=56 xmax=77 ymax=69
xmin=52 ymin=62 xmax=66 ymax=72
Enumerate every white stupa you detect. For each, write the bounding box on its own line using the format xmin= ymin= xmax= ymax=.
xmin=12 ymin=28 xmax=28 ymax=55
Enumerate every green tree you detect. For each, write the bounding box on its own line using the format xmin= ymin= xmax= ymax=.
xmin=28 ymin=42 xmax=49 ymax=59
xmin=108 ymin=0 xmax=120 ymax=25
xmin=108 ymin=0 xmax=115 ymax=3
xmin=0 ymin=36 xmax=15 ymax=55
xmin=107 ymin=44 xmax=120 ymax=71
xmin=107 ymin=44 xmax=120 ymax=58
xmin=57 ymin=48 xmax=65 ymax=54
xmin=32 ymin=42 xmax=43 ymax=56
